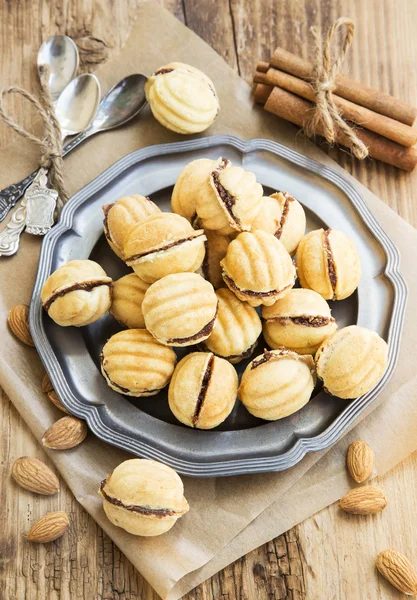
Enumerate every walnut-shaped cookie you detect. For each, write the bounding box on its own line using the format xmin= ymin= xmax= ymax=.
xmin=100 ymin=329 xmax=176 ymax=396
xmin=168 ymin=352 xmax=238 ymax=429
xmin=109 ymin=273 xmax=150 ymax=329
xmin=99 ymin=459 xmax=189 ymax=536
xmin=315 ymin=325 xmax=388 ymax=399
xmin=123 ymin=213 xmax=206 ymax=283
xmin=202 ymin=288 xmax=261 ymax=363
xmin=199 ymin=229 xmax=231 ymax=289
xmin=262 ymin=288 xmax=337 ymax=355
xmin=142 ymin=272 xmax=218 ymax=346
xmin=251 ymin=192 xmax=306 ymax=255
xmin=171 ymin=158 xmax=225 ymax=223
xmin=220 ymin=230 xmax=296 ymax=307
xmin=41 ymin=260 xmax=112 ymax=327
xmin=238 ymin=348 xmax=316 ymax=420
xmin=145 ymin=62 xmax=219 ymax=134
xmin=195 ymin=159 xmax=263 ymax=235
xmin=103 ymin=195 xmax=160 ymax=259
xmin=296 ymin=228 xmax=361 ymax=300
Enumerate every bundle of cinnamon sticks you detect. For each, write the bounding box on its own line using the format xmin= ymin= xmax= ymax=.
xmin=254 ymin=47 xmax=417 ymax=171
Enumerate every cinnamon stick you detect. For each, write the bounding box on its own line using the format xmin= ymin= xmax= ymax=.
xmin=263 ymin=86 xmax=417 ymax=171
xmin=256 ymin=61 xmax=269 ymax=74
xmin=254 ymin=69 xmax=417 ymax=147
xmin=270 ymin=47 xmax=417 ymax=127
xmin=254 ymin=83 xmax=273 ymax=105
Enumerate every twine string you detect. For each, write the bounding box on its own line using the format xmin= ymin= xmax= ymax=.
xmin=306 ymin=17 xmax=369 ymax=160
xmin=0 ymin=65 xmax=67 ymax=208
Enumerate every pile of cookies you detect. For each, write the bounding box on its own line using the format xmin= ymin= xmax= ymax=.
xmin=40 ymin=156 xmax=388 ymax=430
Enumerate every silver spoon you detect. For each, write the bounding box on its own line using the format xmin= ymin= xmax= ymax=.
xmin=37 ymin=35 xmax=79 ymax=102
xmin=55 ymin=73 xmax=101 ymax=137
xmin=0 ymin=75 xmax=148 ymax=254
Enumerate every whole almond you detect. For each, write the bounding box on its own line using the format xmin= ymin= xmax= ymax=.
xmin=41 ymin=372 xmax=54 ymax=394
xmin=8 ymin=304 xmax=34 ymax=346
xmin=42 ymin=416 xmax=87 ymax=450
xmin=339 ymin=486 xmax=387 ymax=515
xmin=346 ymin=440 xmax=374 ymax=483
xmin=28 ymin=511 xmax=69 ymax=543
xmin=11 ymin=456 xmax=59 ymax=495
xmin=376 ymin=549 xmax=417 ymax=595
xmin=48 ymin=390 xmax=71 ymax=415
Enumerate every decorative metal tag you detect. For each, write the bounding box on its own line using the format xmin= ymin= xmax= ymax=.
xmin=25 ymin=168 xmax=58 ymax=235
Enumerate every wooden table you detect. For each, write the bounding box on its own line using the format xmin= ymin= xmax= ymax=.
xmin=1 ymin=1 xmax=416 ymax=598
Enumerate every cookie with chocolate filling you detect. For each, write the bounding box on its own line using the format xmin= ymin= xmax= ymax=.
xmin=103 ymin=195 xmax=160 ymax=259
xmin=251 ymin=192 xmax=306 ymax=255
xmin=100 ymin=329 xmax=176 ymax=396
xmin=142 ymin=272 xmax=218 ymax=347
xmin=262 ymin=288 xmax=337 ymax=355
xmin=171 ymin=158 xmax=226 ymax=223
xmin=199 ymin=229 xmax=231 ymax=289
xmin=296 ymin=228 xmax=361 ymax=300
xmin=202 ymin=288 xmax=261 ymax=363
xmin=123 ymin=212 xmax=206 ymax=283
xmin=220 ymin=230 xmax=296 ymax=307
xmin=168 ymin=352 xmax=238 ymax=429
xmin=196 ymin=161 xmax=263 ymax=235
xmin=238 ymin=348 xmax=316 ymax=421
xmin=145 ymin=62 xmax=219 ymax=134
xmin=315 ymin=325 xmax=388 ymax=399
xmin=99 ymin=458 xmax=189 ymax=536
xmin=109 ymin=273 xmax=150 ymax=329
xmin=41 ymin=260 xmax=112 ymax=327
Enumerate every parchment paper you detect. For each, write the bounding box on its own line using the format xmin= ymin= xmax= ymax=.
xmin=1 ymin=2 xmax=417 ymax=598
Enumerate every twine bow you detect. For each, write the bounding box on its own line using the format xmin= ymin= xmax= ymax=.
xmin=0 ymin=65 xmax=67 ymax=208
xmin=306 ymin=17 xmax=368 ymax=160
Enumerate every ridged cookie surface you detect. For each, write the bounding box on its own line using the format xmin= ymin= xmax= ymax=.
xmin=110 ymin=274 xmax=150 ymax=329
xmin=171 ymin=158 xmax=222 ymax=222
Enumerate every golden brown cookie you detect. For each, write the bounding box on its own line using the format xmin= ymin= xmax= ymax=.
xmin=142 ymin=272 xmax=218 ymax=346
xmin=41 ymin=260 xmax=112 ymax=327
xmin=99 ymin=459 xmax=189 ymax=536
xmin=251 ymin=192 xmax=306 ymax=255
xmin=199 ymin=229 xmax=231 ymax=289
xmin=145 ymin=62 xmax=219 ymax=134
xmin=315 ymin=325 xmax=388 ymax=399
xmin=202 ymin=288 xmax=261 ymax=363
xmin=220 ymin=230 xmax=296 ymax=307
xmin=171 ymin=158 xmax=224 ymax=223
xmin=109 ymin=273 xmax=149 ymax=329
xmin=195 ymin=159 xmax=263 ymax=235
xmin=262 ymin=288 xmax=337 ymax=355
xmin=168 ymin=352 xmax=238 ymax=429
xmin=103 ymin=195 xmax=160 ymax=259
xmin=238 ymin=348 xmax=316 ymax=420
xmin=100 ymin=329 xmax=176 ymax=396
xmin=123 ymin=212 xmax=206 ymax=283
xmin=296 ymin=228 xmax=361 ymax=300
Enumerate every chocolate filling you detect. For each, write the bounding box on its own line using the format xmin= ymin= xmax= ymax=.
xmin=222 ymin=273 xmax=293 ymax=299
xmin=167 ymin=305 xmax=218 ymax=344
xmin=125 ymin=233 xmax=204 ymax=263
xmin=201 ymin=339 xmax=258 ymax=361
xmin=101 ymin=358 xmax=160 ymax=395
xmin=192 ymin=354 xmax=214 ymax=427
xmin=266 ymin=315 xmax=335 ymax=327
xmin=100 ymin=480 xmax=177 ymax=517
xmin=210 ymin=159 xmax=242 ymax=228
xmin=43 ymin=280 xmax=112 ymax=312
xmin=251 ymin=348 xmax=291 ymax=370
xmin=275 ymin=192 xmax=293 ymax=239
xmin=323 ymin=229 xmax=337 ymax=293
xmin=153 ymin=68 xmax=174 ymax=76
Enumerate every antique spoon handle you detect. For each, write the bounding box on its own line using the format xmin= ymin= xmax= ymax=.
xmin=0 ymin=129 xmax=91 ymax=223
xmin=0 ymin=195 xmax=28 ymax=257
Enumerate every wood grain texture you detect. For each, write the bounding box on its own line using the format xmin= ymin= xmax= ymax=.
xmin=1 ymin=0 xmax=417 ymax=599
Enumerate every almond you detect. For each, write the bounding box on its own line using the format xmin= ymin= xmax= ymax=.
xmin=11 ymin=456 xmax=59 ymax=495
xmin=48 ymin=390 xmax=71 ymax=415
xmin=346 ymin=440 xmax=374 ymax=483
xmin=8 ymin=304 xmax=34 ymax=347
xmin=27 ymin=511 xmax=69 ymax=543
xmin=41 ymin=372 xmax=54 ymax=394
xmin=339 ymin=486 xmax=387 ymax=515
xmin=376 ymin=549 xmax=417 ymax=595
xmin=42 ymin=416 xmax=87 ymax=450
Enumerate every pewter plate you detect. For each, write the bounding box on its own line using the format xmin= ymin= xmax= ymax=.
xmin=30 ymin=135 xmax=407 ymax=477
